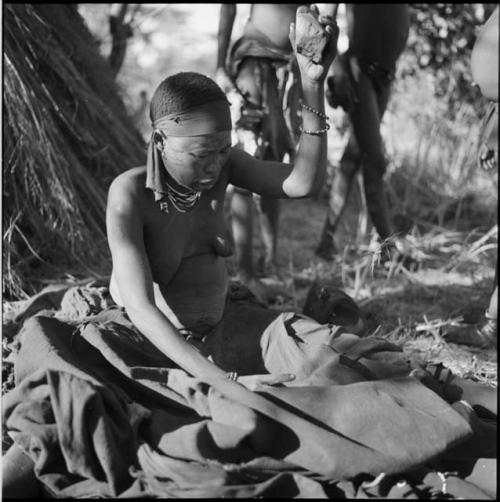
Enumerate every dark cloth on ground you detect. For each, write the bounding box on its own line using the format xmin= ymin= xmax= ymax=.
xmin=2 ymin=291 xmax=495 ymax=498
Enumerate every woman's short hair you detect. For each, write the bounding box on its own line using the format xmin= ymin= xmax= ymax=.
xmin=150 ymin=72 xmax=227 ymax=124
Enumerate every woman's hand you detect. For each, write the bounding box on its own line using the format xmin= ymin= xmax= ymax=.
xmin=289 ymin=4 xmax=339 ymax=86
xmin=237 ymin=372 xmax=296 ymax=391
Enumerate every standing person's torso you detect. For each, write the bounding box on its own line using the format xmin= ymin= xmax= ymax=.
xmin=244 ymin=4 xmax=304 ymax=51
xmin=471 ymin=6 xmax=499 ymax=102
xmin=347 ymin=4 xmax=410 ymax=71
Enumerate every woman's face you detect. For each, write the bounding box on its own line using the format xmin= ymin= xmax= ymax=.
xmin=159 ymin=130 xmax=232 ymax=191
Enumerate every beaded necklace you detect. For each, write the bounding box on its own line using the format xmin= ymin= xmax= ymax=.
xmin=158 ymin=166 xmax=201 ymax=214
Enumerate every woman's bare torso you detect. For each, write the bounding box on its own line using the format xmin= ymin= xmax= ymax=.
xmin=110 ymin=166 xmax=232 ymax=333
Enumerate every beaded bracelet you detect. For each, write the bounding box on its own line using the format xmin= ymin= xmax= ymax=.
xmin=299 ymin=100 xmax=330 ymax=121
xmin=436 ymin=471 xmax=448 ymax=495
xmin=299 ymin=123 xmax=330 ymax=136
xmin=226 ymin=371 xmax=238 ymax=381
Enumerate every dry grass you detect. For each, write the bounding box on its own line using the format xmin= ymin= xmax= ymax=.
xmin=3 ymin=4 xmax=146 ymax=300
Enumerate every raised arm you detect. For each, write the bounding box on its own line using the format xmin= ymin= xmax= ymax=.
xmin=215 ymin=3 xmax=237 ymax=92
xmin=228 ymin=6 xmax=339 ymax=198
xmin=106 ymin=177 xmax=227 ymax=380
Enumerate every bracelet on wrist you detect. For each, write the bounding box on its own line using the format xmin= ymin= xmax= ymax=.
xmin=299 ymin=123 xmax=330 ymax=136
xmin=226 ymin=371 xmax=238 ymax=381
xmin=299 ymin=99 xmax=330 ymax=121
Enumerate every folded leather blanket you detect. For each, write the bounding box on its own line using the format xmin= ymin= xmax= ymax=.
xmin=3 ymin=307 xmax=473 ymax=498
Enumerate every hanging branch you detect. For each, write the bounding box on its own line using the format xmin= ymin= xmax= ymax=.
xmin=108 ymin=3 xmax=137 ymax=76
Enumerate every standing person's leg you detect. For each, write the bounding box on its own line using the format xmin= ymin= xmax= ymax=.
xmin=254 ymin=62 xmax=292 ymax=277
xmin=349 ymin=66 xmax=393 ymax=242
xmin=256 ymin=193 xmax=280 ymax=275
xmin=231 ymin=188 xmax=255 ymax=282
xmin=478 ymin=263 xmax=497 ymax=345
xmin=283 ymin=58 xmax=302 ymax=146
xmin=231 ymin=57 xmax=265 ymax=284
xmin=484 ymin=282 xmax=497 ymax=324
xmin=231 ymin=58 xmax=291 ymax=294
xmin=316 ymin=134 xmax=361 ymax=259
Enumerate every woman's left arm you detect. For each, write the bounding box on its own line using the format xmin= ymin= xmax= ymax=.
xmin=229 ymin=6 xmax=339 ymax=198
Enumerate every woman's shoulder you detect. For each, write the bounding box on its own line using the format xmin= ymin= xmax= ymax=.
xmin=108 ymin=166 xmax=150 ymax=209
xmin=109 ymin=166 xmax=147 ymax=193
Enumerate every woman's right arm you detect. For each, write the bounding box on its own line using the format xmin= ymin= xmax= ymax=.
xmin=106 ymin=177 xmax=228 ymax=380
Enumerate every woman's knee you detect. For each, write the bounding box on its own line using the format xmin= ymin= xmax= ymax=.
xmin=2 ymin=445 xmax=41 ymax=498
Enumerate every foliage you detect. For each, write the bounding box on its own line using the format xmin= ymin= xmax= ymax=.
xmin=402 ymin=4 xmax=497 ymax=118
xmin=380 ymin=3 xmax=498 ymax=237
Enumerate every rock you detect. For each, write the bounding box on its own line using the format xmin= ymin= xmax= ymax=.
xmin=295 ymin=6 xmax=328 ymax=63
